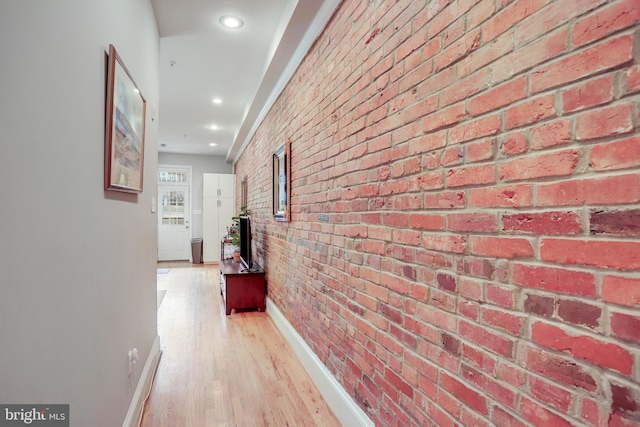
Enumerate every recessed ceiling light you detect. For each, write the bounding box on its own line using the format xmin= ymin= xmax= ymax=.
xmin=212 ymin=98 xmax=222 ymax=104
xmin=209 ymin=124 xmax=219 ymax=130
xmin=219 ymin=15 xmax=243 ymax=29
xmin=209 ymin=143 xmax=217 ymax=147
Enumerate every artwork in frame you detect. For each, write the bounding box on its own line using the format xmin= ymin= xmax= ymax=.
xmin=105 ymin=44 xmax=146 ymax=193
xmin=273 ymin=142 xmax=290 ymax=221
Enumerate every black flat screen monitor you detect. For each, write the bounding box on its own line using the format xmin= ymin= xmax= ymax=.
xmin=239 ymin=216 xmax=251 ymax=269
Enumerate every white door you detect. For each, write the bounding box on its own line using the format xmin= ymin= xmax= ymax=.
xmin=158 ymin=185 xmax=191 ymax=261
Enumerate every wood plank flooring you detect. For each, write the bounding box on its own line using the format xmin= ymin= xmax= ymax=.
xmin=141 ymin=262 xmax=342 ymax=427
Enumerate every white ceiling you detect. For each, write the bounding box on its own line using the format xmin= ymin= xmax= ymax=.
xmin=151 ymin=0 xmax=340 ymax=162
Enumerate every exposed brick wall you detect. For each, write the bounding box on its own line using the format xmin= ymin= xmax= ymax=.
xmin=234 ymin=0 xmax=640 ymax=425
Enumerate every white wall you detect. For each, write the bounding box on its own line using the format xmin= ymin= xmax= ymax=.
xmin=0 ymin=1 xmax=159 ymax=425
xmin=158 ymin=153 xmax=232 ymax=238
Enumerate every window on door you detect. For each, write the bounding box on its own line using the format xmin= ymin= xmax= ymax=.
xmin=160 ymin=190 xmax=186 ymax=225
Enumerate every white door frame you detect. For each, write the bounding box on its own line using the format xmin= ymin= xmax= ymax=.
xmin=157 ymin=165 xmax=192 ymax=261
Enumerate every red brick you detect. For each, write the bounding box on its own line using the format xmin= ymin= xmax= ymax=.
xmin=422 ymin=102 xmax=467 ymax=133
xmin=493 ymin=27 xmax=568 ymax=83
xmin=540 ymin=238 xmax=640 ymax=270
xmin=581 ymin=398 xmax=604 ymax=427
xmin=497 ymin=362 xmax=527 ymax=390
xmin=458 ymin=276 xmax=484 ymax=299
xmin=469 ymin=236 xmax=534 ymax=259
xmin=627 ymin=64 xmax=640 ymax=92
xmin=590 ymin=136 xmax=640 ymax=171
xmin=521 ymin=344 xmax=598 ymax=391
xmin=431 ymin=290 xmax=457 ymax=314
xmin=415 ymin=249 xmax=453 ymax=270
xmin=557 ymin=299 xmax=602 ymax=329
xmin=436 ymin=272 xmax=457 ymax=293
xmin=395 ymin=28 xmax=428 ymax=63
xmin=530 ymin=119 xmax=571 ymax=150
xmin=363 ymin=239 xmax=386 ymax=255
xmin=460 ymin=408 xmax=491 ymax=427
xmin=536 ymin=174 xmax=640 ymax=206
xmin=441 ymin=145 xmax=464 ymax=166
xmin=512 ymin=263 xmax=597 ymax=297
xmin=572 ymin=0 xmax=640 ymax=47
xmin=529 ymin=376 xmax=573 ymax=412
xmin=505 ymin=94 xmax=556 ymax=130
xmin=380 ymin=271 xmax=411 ymax=295
xmin=408 ymin=170 xmax=444 ymax=191
xmin=458 ymin=257 xmax=496 ymax=279
xmin=428 ymin=0 xmax=478 ymax=39
xmin=435 ymin=29 xmax=481 ymax=72
xmin=501 ymin=146 xmax=580 ymax=182
xmin=521 ymin=397 xmax=574 ymax=427
xmin=459 ymin=320 xmax=514 ymax=357
xmin=501 ymin=132 xmax=528 ymax=157
xmin=531 ymin=34 xmax=635 ymax=93
xmin=459 ymin=30 xmax=514 ymax=78
xmin=423 ymin=233 xmax=466 ymax=254
xmin=524 ymin=293 xmax=555 ymax=318
xmin=415 ymin=64 xmax=454 ymax=98
xmin=441 ymin=68 xmax=491 ymax=106
xmin=400 ymin=60 xmax=436 ymax=95
xmin=562 ymin=74 xmax=615 ymax=114
xmin=447 ymin=164 xmax=495 ymax=188
xmin=465 ymin=138 xmax=494 ymax=163
xmin=486 ymin=283 xmax=517 ymax=309
xmin=590 ymin=208 xmax=640 ymax=237
xmin=468 ymin=77 xmax=527 ymax=116
xmin=424 ymin=190 xmax=466 ymax=209
xmin=502 ymin=211 xmax=583 ymax=235
xmin=610 ymin=311 xmax=640 ymax=345
xmin=408 ymin=130 xmax=447 ymax=154
xmin=576 ymin=103 xmax=634 ymax=141
xmin=460 ymin=301 xmax=478 ymax=320
xmin=462 ymin=364 xmax=516 ymax=408
xmin=440 ymin=372 xmax=489 ymax=415
xmin=384 ymin=366 xmax=414 ymax=398
xmin=382 ymin=212 xmax=409 ymax=227
xmin=410 ymin=213 xmax=445 ymax=230
xmin=532 ymin=321 xmax=633 ymax=374
xmin=404 ymin=95 xmax=438 ymax=124
xmin=609 ymin=379 xmax=640 ymax=418
xmin=492 ymin=406 xmax=528 ymax=427
xmin=468 ymin=0 xmax=495 ymax=30
xmin=416 ymin=304 xmax=457 ymax=332
xmin=468 ymin=185 xmax=532 ymax=208
xmin=602 ymin=276 xmax=640 ymax=307
xmin=482 ymin=0 xmax=549 ymax=41
xmin=450 ymin=114 xmax=502 ymax=144
xmin=441 ymin=331 xmax=461 ymax=356
xmin=515 ymin=0 xmax=597 ymax=45
xmin=481 ymin=306 xmax=525 ymax=335
xmin=448 ymin=212 xmax=498 ymax=232
xmin=462 ymin=344 xmax=497 ymax=375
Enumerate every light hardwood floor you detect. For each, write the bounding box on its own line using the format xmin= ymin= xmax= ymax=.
xmin=141 ymin=262 xmax=342 ymax=427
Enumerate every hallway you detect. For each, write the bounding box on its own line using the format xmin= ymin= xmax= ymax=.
xmin=141 ymin=262 xmax=342 ymax=427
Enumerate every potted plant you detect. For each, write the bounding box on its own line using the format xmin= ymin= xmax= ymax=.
xmin=229 ymin=206 xmax=252 ymax=262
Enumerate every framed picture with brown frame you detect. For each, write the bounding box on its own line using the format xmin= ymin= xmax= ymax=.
xmin=104 ymin=44 xmax=146 ymax=193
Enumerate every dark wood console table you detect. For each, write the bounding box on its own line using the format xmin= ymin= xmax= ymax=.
xmin=219 ymin=259 xmax=265 ymax=315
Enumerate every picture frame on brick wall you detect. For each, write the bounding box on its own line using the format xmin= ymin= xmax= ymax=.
xmin=273 ymin=143 xmax=289 ymax=221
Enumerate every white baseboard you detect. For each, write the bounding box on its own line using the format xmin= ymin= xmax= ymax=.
xmin=266 ymin=298 xmax=374 ymax=427
xmin=122 ymin=335 xmax=162 ymax=427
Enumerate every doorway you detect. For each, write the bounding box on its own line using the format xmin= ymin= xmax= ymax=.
xmin=157 ymin=166 xmax=192 ymax=261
